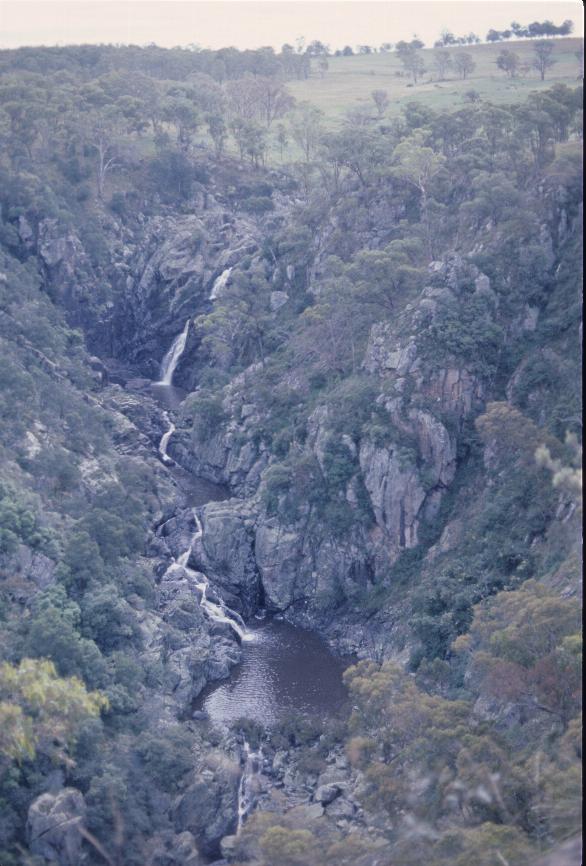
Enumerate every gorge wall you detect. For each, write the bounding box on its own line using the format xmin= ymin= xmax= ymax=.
xmin=20 ymin=151 xmax=583 ymax=661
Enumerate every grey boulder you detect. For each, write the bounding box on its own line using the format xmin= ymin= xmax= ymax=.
xmin=26 ymin=788 xmax=86 ymax=866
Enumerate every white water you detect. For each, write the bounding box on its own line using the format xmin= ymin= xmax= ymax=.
xmin=158 ymin=319 xmax=190 ymax=386
xmin=156 ymin=320 xmax=191 ymax=460
xmin=166 ymin=510 xmax=252 ymax=642
xmin=155 ymin=329 xmax=248 ymax=639
xmin=158 ymin=412 xmax=175 ymax=463
xmin=209 ymin=267 xmax=232 ymax=301
xmin=236 ymin=741 xmax=263 ymax=833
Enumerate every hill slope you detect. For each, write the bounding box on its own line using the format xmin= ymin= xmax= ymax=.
xmin=289 ymin=37 xmax=583 ymax=119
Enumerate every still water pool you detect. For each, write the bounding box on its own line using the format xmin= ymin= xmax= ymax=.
xmin=194 ymin=618 xmax=349 ymax=727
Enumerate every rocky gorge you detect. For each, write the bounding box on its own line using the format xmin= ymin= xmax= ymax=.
xmin=0 ymin=56 xmax=582 ymax=866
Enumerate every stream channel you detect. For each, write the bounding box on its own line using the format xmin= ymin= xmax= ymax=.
xmin=148 ymin=323 xmax=349 ymax=730
xmin=141 ymin=322 xmax=350 ymax=835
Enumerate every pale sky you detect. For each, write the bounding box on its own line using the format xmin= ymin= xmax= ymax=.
xmin=0 ymin=1 xmax=582 ymax=51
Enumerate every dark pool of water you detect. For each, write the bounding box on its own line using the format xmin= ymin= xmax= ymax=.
xmin=149 ymin=381 xmax=187 ymax=410
xmin=194 ymin=619 xmax=350 ymax=727
xmin=170 ymin=464 xmax=230 ymax=507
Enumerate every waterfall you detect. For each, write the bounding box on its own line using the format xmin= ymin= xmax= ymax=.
xmin=169 ymin=510 xmax=252 ymax=642
xmin=236 ymin=741 xmax=263 ymax=833
xmin=209 ymin=267 xmax=232 ymax=301
xmin=158 ymin=412 xmax=175 ymax=463
xmin=158 ymin=318 xmax=190 ymax=386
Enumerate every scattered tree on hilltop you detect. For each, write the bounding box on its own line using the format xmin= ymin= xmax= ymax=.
xmin=487 ymin=29 xmax=505 ymax=44
xmin=396 ymin=41 xmax=427 ymax=84
xmin=306 ymin=40 xmax=330 ymax=57
xmin=496 ymin=49 xmax=521 ymax=78
xmin=454 ymin=52 xmax=476 ymax=79
xmin=487 ymin=19 xmax=574 ymax=42
xmin=532 ymin=40 xmax=557 ymax=81
xmin=435 ymin=29 xmax=481 ymax=47
xmin=433 ymin=50 xmax=452 ymax=81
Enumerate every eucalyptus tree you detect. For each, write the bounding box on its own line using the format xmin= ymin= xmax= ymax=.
xmin=454 ymin=52 xmax=476 ymax=80
xmin=371 ymin=89 xmax=390 ymax=117
xmin=321 ymin=123 xmax=386 ymax=188
xmin=230 ymin=117 xmax=267 ymax=166
xmin=276 ymin=123 xmax=289 ymax=160
xmin=433 ymin=50 xmax=452 ymax=81
xmin=78 ymin=104 xmax=132 ymax=198
xmin=0 ymin=76 xmax=50 ymax=163
xmin=396 ymin=42 xmax=426 ymax=84
xmin=496 ymin=49 xmax=520 ymax=79
xmin=255 ymin=77 xmax=295 ymax=127
xmin=532 ymin=40 xmax=557 ymax=81
xmin=206 ymin=112 xmax=227 ymax=156
xmin=225 ymin=76 xmax=260 ymax=121
xmin=290 ymin=102 xmax=324 ymax=162
xmin=391 ymin=134 xmax=446 ymax=258
xmin=160 ymin=93 xmax=200 ymax=152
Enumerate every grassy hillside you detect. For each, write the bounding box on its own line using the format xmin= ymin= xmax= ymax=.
xmin=289 ymin=37 xmax=583 ymax=121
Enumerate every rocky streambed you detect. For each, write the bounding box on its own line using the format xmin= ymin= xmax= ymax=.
xmin=105 ymin=338 xmax=355 ymax=859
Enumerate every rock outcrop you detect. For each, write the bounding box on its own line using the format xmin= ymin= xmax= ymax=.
xmin=113 ymin=209 xmax=260 ymax=383
xmin=149 ymin=831 xmax=203 ymax=866
xmin=173 ymin=254 xmax=492 ymax=637
xmin=173 ymin=756 xmax=240 ymax=858
xmin=138 ymin=560 xmax=241 ymax=713
xmin=195 ymin=499 xmax=260 ymax=615
xmin=26 ymin=789 xmax=86 ymax=866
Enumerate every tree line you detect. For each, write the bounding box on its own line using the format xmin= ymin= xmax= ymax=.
xmin=0 ymin=18 xmax=575 ymax=82
xmin=486 ymin=18 xmax=574 ymax=43
xmin=2 ymin=37 xmax=580 ymax=212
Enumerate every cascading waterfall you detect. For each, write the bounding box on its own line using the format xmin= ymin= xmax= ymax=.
xmin=165 ymin=510 xmax=251 ymax=642
xmin=158 ymin=412 xmax=175 ymax=463
xmin=156 ymin=319 xmax=190 ymax=460
xmin=158 ymin=318 xmax=190 ymax=386
xmin=209 ymin=267 xmax=232 ymax=301
xmin=236 ymin=741 xmax=264 ymax=834
xmin=188 ymin=511 xmax=250 ymax=641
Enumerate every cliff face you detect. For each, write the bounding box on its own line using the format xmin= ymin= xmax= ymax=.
xmin=25 ymin=209 xmax=260 ymax=378
xmin=180 ymin=281 xmax=478 ymax=649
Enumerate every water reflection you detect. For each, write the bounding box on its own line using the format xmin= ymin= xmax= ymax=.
xmin=195 ymin=619 xmax=349 ymax=727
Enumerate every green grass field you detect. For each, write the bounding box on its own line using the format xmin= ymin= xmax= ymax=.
xmin=288 ymin=37 xmax=583 ymax=123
